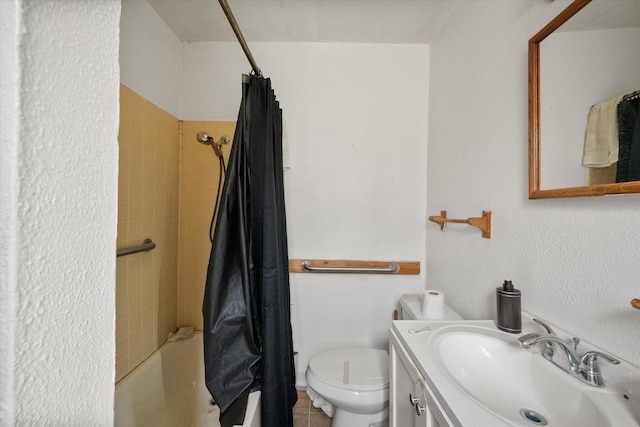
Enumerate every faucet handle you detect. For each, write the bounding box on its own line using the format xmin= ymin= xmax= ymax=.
xmin=532 ymin=318 xmax=555 ymax=335
xmin=580 ymin=351 xmax=621 ymax=387
xmin=581 ymin=351 xmax=620 ymax=367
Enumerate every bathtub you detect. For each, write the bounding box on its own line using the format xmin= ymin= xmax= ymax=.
xmin=115 ymin=332 xmax=261 ymax=427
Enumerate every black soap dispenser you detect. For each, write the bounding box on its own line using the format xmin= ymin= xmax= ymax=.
xmin=496 ymin=280 xmax=521 ymax=333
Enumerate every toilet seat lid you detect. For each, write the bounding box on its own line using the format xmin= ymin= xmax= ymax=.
xmin=308 ymin=347 xmax=389 ymax=391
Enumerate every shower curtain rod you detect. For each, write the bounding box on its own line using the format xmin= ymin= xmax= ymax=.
xmin=218 ymin=0 xmax=263 ymax=77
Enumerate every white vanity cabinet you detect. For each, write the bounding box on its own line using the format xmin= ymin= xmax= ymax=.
xmin=390 ymin=318 xmax=640 ymax=427
xmin=390 ymin=328 xmax=451 ymax=427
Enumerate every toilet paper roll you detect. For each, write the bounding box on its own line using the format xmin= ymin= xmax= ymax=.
xmin=422 ymin=290 xmax=445 ymax=319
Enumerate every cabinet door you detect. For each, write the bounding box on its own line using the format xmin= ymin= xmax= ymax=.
xmin=390 ymin=333 xmax=429 ymax=427
xmin=415 ymin=380 xmax=440 ymax=427
xmin=390 ymin=342 xmax=418 ymax=427
xmin=421 ymin=377 xmax=454 ymax=427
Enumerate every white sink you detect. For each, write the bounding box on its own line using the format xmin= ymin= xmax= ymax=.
xmin=429 ymin=324 xmax=608 ymax=426
xmin=392 ymin=319 xmax=640 ymax=427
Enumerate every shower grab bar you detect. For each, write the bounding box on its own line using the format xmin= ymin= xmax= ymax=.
xmin=289 ymin=259 xmax=420 ymax=275
xmin=116 ymin=238 xmax=156 ymax=258
xmin=301 ymin=260 xmax=400 ymax=274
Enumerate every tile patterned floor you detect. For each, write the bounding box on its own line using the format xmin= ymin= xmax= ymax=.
xmin=293 ymin=388 xmax=332 ymax=427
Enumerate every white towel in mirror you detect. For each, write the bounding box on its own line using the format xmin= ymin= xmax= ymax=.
xmin=582 ymin=95 xmax=623 ymax=168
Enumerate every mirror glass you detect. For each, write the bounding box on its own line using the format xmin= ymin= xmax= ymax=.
xmin=529 ymin=0 xmax=640 ymax=199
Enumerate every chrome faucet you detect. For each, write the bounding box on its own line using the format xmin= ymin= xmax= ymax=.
xmin=518 ymin=333 xmax=582 ymax=373
xmin=518 ymin=332 xmax=621 ymax=387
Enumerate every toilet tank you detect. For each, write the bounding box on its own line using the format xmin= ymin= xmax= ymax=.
xmin=399 ymin=293 xmax=462 ymax=320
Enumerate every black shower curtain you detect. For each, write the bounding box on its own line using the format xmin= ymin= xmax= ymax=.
xmin=202 ymin=74 xmax=296 ymax=427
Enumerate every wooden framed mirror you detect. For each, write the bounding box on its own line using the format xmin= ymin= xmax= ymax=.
xmin=528 ymin=0 xmax=640 ymax=199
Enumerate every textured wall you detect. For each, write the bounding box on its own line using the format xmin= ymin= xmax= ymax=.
xmin=427 ymin=0 xmax=640 ymax=365
xmin=0 ymin=0 xmax=120 ymax=424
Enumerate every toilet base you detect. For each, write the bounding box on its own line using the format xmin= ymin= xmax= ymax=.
xmin=332 ymin=406 xmax=388 ymax=427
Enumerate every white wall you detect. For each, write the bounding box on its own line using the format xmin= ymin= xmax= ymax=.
xmin=0 ymin=0 xmax=120 ymax=424
xmin=0 ymin=1 xmax=20 ymax=422
xmin=182 ymin=42 xmax=430 ymax=384
xmin=0 ymin=0 xmax=120 ymax=426
xmin=427 ymin=0 xmax=640 ymax=365
xmin=120 ymin=0 xmax=182 ymax=117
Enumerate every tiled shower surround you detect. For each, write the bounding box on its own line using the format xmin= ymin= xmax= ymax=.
xmin=116 ymin=84 xmax=234 ymax=380
xmin=116 ymin=85 xmax=180 ymax=380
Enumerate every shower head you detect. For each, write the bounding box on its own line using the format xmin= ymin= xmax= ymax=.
xmin=197 ymin=132 xmax=230 ymax=158
xmin=197 ymin=132 xmax=214 ymax=145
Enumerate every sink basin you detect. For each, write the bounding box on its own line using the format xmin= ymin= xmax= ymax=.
xmin=427 ymin=325 xmax=619 ymax=426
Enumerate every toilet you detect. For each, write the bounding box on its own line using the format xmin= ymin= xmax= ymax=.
xmin=305 ymin=293 xmax=462 ymax=427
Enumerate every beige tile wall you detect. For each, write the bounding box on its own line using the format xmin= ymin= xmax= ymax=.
xmin=178 ymin=121 xmax=235 ymax=330
xmin=116 ymin=85 xmax=180 ymax=381
xmin=116 ymin=85 xmax=235 ymax=380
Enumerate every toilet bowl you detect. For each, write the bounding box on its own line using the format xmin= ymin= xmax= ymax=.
xmin=306 ymin=347 xmax=389 ymax=427
xmin=305 ymin=292 xmax=462 ymax=427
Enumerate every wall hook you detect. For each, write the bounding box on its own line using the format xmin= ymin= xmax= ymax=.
xmin=428 ymin=210 xmax=492 ymax=238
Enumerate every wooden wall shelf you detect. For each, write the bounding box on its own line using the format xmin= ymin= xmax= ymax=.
xmin=428 ymin=210 xmax=492 ymax=239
